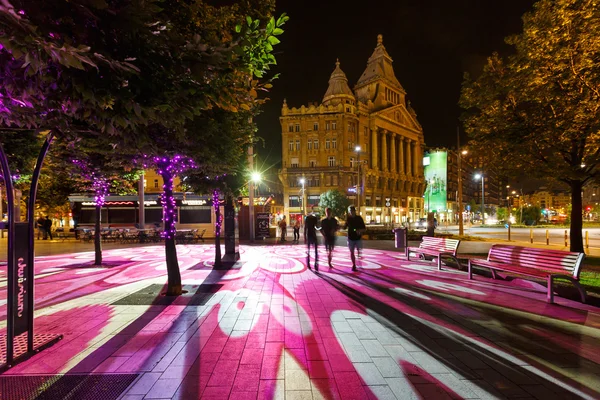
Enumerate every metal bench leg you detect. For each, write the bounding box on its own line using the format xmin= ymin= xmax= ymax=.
xmin=437 ymin=256 xmax=442 ymax=271
xmin=407 ymin=251 xmax=411 ymax=261
xmin=573 ymin=280 xmax=587 ymax=303
xmin=564 ymin=277 xmax=587 ymax=303
xmin=547 ymin=276 xmax=554 ymax=303
xmin=468 ymin=260 xmax=473 ymax=279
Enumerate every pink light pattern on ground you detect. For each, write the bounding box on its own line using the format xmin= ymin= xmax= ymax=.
xmin=0 ymin=244 xmax=599 ymax=399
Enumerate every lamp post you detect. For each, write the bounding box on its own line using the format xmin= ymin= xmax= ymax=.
xmin=355 ymin=145 xmax=361 ymax=211
xmin=248 ymin=145 xmax=255 ymax=242
xmin=475 ymin=173 xmax=485 ymax=225
xmin=299 ymin=177 xmax=306 ymax=217
xmin=457 ymin=149 xmax=467 ymax=235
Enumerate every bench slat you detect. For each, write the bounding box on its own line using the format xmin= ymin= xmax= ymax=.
xmin=487 ymin=246 xmax=581 ymax=275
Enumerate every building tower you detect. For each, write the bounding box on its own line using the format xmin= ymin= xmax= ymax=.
xmin=279 ymin=35 xmax=426 ymax=224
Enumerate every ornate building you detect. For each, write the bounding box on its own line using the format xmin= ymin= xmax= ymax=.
xmin=279 ymin=35 xmax=426 ymax=225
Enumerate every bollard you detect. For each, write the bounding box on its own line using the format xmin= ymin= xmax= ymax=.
xmin=508 ymin=225 xmax=511 ymax=241
xmin=546 ymin=229 xmax=549 ymax=245
xmin=585 ymin=230 xmax=589 ymax=251
xmin=564 ymin=230 xmax=568 ymax=247
xmin=530 ymin=228 xmax=533 ymax=244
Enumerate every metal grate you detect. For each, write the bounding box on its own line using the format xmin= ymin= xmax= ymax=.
xmin=111 ymin=283 xmax=222 ymax=306
xmin=0 ymin=333 xmax=62 ymax=368
xmin=0 ymin=374 xmax=138 ymax=400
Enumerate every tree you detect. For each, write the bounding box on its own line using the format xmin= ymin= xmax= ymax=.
xmin=50 ymin=137 xmax=139 ymax=265
xmin=124 ymin=9 xmax=287 ymax=295
xmin=496 ymin=207 xmax=509 ymax=222
xmin=319 ymin=190 xmax=351 ymax=219
xmin=521 ymin=205 xmax=542 ymax=226
xmin=0 ymin=0 xmax=287 ymax=295
xmin=460 ymin=0 xmax=600 ymax=252
xmin=184 ymin=110 xmax=256 ymax=268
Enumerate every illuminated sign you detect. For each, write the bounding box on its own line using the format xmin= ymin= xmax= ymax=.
xmin=82 ymin=202 xmax=96 ymax=206
xmin=144 ymin=201 xmax=158 ymax=206
xmin=423 ymin=151 xmax=447 ymax=214
xmin=182 ymin=199 xmax=207 ymax=206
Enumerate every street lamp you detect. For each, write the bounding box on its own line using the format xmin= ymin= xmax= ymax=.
xmin=457 ymin=149 xmax=467 ymax=236
xmin=249 ymin=171 xmax=262 ymax=242
xmin=474 ymin=173 xmax=485 ymax=225
xmin=299 ymin=177 xmax=306 ymax=216
xmin=355 ymin=145 xmax=361 ymax=211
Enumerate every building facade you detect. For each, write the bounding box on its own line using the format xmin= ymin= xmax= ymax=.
xmin=279 ymin=35 xmax=426 ymax=225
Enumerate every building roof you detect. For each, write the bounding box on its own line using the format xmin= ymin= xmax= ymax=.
xmin=322 ymin=59 xmax=355 ymax=106
xmin=355 ymin=34 xmax=405 ymax=93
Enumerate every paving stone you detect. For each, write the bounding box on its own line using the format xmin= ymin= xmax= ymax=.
xmin=284 ymin=369 xmax=311 ymax=391
xmin=365 ymin=385 xmax=396 ymax=399
xmin=353 ymin=362 xmax=387 ymax=385
xmin=372 ymin=357 xmax=403 ymax=378
xmin=360 ymin=340 xmax=389 ymax=358
xmin=385 ymin=377 xmax=420 ymax=400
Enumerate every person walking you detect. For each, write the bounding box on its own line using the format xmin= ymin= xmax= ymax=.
xmin=304 ymin=206 xmax=320 ymax=271
xmin=37 ymin=215 xmax=45 ymax=240
xmin=344 ymin=206 xmax=366 ymax=271
xmin=43 ymin=216 xmax=53 ymax=240
xmin=320 ymin=207 xmax=339 ymax=268
xmin=278 ymin=216 xmax=287 ymax=243
xmin=292 ymin=219 xmax=300 ymax=242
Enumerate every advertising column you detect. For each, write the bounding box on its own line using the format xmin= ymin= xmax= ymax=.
xmin=423 ymin=150 xmax=448 ymax=216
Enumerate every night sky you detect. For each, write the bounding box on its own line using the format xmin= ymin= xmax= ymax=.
xmin=255 ymin=0 xmax=537 ymax=168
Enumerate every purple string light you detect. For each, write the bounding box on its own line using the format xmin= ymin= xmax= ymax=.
xmin=213 ymin=189 xmax=222 ymax=237
xmin=72 ymin=159 xmax=109 ymax=206
xmin=144 ymin=155 xmax=197 ymax=240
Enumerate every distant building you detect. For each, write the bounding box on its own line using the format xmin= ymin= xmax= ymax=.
xmin=278 ymin=35 xmax=426 ymax=224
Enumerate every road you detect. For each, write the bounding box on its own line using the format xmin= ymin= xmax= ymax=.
xmin=435 ymin=224 xmax=600 ymax=249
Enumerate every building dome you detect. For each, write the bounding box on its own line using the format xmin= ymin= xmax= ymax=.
xmin=322 ymin=59 xmax=355 ymax=106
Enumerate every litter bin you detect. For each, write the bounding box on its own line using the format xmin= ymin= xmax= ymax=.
xmin=393 ymin=227 xmax=408 ymax=256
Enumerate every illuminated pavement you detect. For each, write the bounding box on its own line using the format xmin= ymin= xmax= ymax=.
xmin=1 ymin=243 xmax=600 ymax=399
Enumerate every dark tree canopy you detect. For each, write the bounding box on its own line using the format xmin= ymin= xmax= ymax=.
xmin=460 ymin=0 xmax=600 ymax=251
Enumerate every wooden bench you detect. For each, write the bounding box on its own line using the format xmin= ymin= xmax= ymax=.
xmin=468 ymin=244 xmax=586 ymax=303
xmin=407 ymin=236 xmax=461 ymax=270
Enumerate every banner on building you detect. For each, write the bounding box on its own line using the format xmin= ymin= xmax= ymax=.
xmin=423 ymin=151 xmax=447 ymax=213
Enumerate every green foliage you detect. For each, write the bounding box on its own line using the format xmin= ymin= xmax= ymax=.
xmin=47 ymin=133 xmax=140 ymax=197
xmin=495 ymin=207 xmax=509 ymax=221
xmin=459 ymin=0 xmax=600 ymax=251
xmin=520 ymin=205 xmax=541 ymax=225
xmin=319 ymin=190 xmax=351 ymax=219
xmin=235 ymin=13 xmax=289 ymax=79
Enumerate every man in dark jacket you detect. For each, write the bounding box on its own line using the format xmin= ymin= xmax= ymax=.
xmin=344 ymin=206 xmax=366 ymax=271
xmin=304 ymin=206 xmax=320 ymax=271
xmin=43 ymin=216 xmax=53 ymax=240
xmin=320 ymin=207 xmax=339 ymax=268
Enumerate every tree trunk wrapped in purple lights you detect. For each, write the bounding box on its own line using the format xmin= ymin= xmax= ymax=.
xmin=71 ymin=159 xmax=110 ymax=266
xmin=213 ymin=188 xmax=222 ymax=268
xmin=153 ymin=155 xmax=196 ymax=296
xmin=92 ymin=177 xmax=109 ymax=266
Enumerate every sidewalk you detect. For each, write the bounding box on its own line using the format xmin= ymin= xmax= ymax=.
xmin=1 ymin=242 xmax=600 ymax=399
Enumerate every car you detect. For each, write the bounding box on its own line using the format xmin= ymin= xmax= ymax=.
xmin=415 ymin=218 xmax=437 ymax=229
